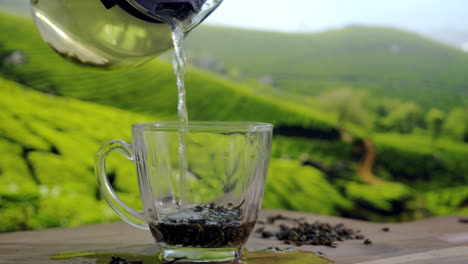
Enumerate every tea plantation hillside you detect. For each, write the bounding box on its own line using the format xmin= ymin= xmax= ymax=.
xmin=185 ymin=26 xmax=468 ymax=111
xmin=3 ymin=75 xmax=465 ymax=232
xmin=0 ymin=77 xmax=355 ymax=231
xmin=1 ymin=12 xmax=468 ymax=228
xmin=0 ymin=12 xmax=338 ymax=133
xmin=2 ymin=12 xmax=466 ymax=188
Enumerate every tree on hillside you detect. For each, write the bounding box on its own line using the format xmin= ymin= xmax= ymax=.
xmin=316 ymin=88 xmax=373 ymax=133
xmin=426 ymin=108 xmax=445 ymax=143
xmin=443 ymin=107 xmax=468 ymax=142
xmin=378 ymin=101 xmax=424 ymax=133
xmin=315 ymin=88 xmax=382 ymax=184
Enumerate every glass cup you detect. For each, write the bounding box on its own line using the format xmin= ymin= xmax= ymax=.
xmin=96 ymin=121 xmax=273 ymax=262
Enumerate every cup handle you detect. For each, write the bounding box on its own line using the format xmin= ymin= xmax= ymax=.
xmin=95 ymin=140 xmax=148 ymax=230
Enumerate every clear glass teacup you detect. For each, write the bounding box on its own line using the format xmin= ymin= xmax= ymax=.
xmin=96 ymin=121 xmax=273 ymax=262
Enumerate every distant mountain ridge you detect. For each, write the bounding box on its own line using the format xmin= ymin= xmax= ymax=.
xmin=422 ymin=28 xmax=468 ymax=52
xmin=186 ymin=25 xmax=468 ymax=111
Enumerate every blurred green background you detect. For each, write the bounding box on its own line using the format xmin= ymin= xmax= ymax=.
xmin=0 ymin=2 xmax=467 ymax=232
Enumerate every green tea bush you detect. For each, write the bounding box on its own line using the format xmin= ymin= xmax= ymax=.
xmin=263 ymin=159 xmax=352 ymax=215
xmin=0 ymin=78 xmax=152 ymax=231
xmin=343 ymin=181 xmax=414 ymax=222
xmin=374 ymin=133 xmax=468 ymax=186
xmin=423 ymin=187 xmax=468 ymax=216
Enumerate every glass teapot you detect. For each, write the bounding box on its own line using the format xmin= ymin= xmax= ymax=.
xmin=31 ymin=0 xmax=223 ymax=69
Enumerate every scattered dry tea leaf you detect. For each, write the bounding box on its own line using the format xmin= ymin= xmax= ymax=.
xmin=262 ymin=215 xmax=369 ymax=248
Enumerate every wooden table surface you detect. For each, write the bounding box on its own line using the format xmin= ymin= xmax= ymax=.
xmin=1 ymin=210 xmax=468 ymax=264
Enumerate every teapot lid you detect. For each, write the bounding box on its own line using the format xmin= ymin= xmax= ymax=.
xmin=100 ymin=0 xmax=206 ymax=23
xmin=133 ymin=0 xmax=205 ymax=11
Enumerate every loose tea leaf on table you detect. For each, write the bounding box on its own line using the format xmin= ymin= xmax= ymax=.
xmin=257 ymin=214 xmax=370 ymax=248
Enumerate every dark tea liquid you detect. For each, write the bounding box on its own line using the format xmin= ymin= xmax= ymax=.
xmin=149 ymin=205 xmax=255 ymax=248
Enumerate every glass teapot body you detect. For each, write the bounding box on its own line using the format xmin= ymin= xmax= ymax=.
xmin=31 ymin=0 xmax=222 ymax=69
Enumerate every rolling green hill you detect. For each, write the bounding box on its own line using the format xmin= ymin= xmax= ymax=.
xmin=185 ymin=26 xmax=468 ymax=111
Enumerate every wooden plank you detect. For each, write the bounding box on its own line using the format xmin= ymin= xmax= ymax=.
xmin=0 ymin=210 xmax=467 ymax=264
xmin=354 ymin=247 xmax=468 ymax=264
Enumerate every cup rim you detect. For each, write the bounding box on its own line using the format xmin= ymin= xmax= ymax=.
xmin=132 ymin=121 xmax=273 ymax=131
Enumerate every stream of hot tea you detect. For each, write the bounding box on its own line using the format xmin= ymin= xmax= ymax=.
xmin=167 ymin=0 xmax=225 ymax=206
xmin=170 ymin=21 xmax=189 ymax=206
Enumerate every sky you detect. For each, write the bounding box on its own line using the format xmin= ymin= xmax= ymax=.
xmin=1 ymin=0 xmax=467 ymax=50
xmin=1 ymin=0 xmax=466 ymax=33
xmin=205 ymin=0 xmax=468 ymax=33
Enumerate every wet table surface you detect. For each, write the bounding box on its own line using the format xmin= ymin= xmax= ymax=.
xmin=1 ymin=210 xmax=468 ymax=264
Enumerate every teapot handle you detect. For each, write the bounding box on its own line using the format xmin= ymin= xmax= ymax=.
xmin=95 ymin=140 xmax=148 ymax=230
